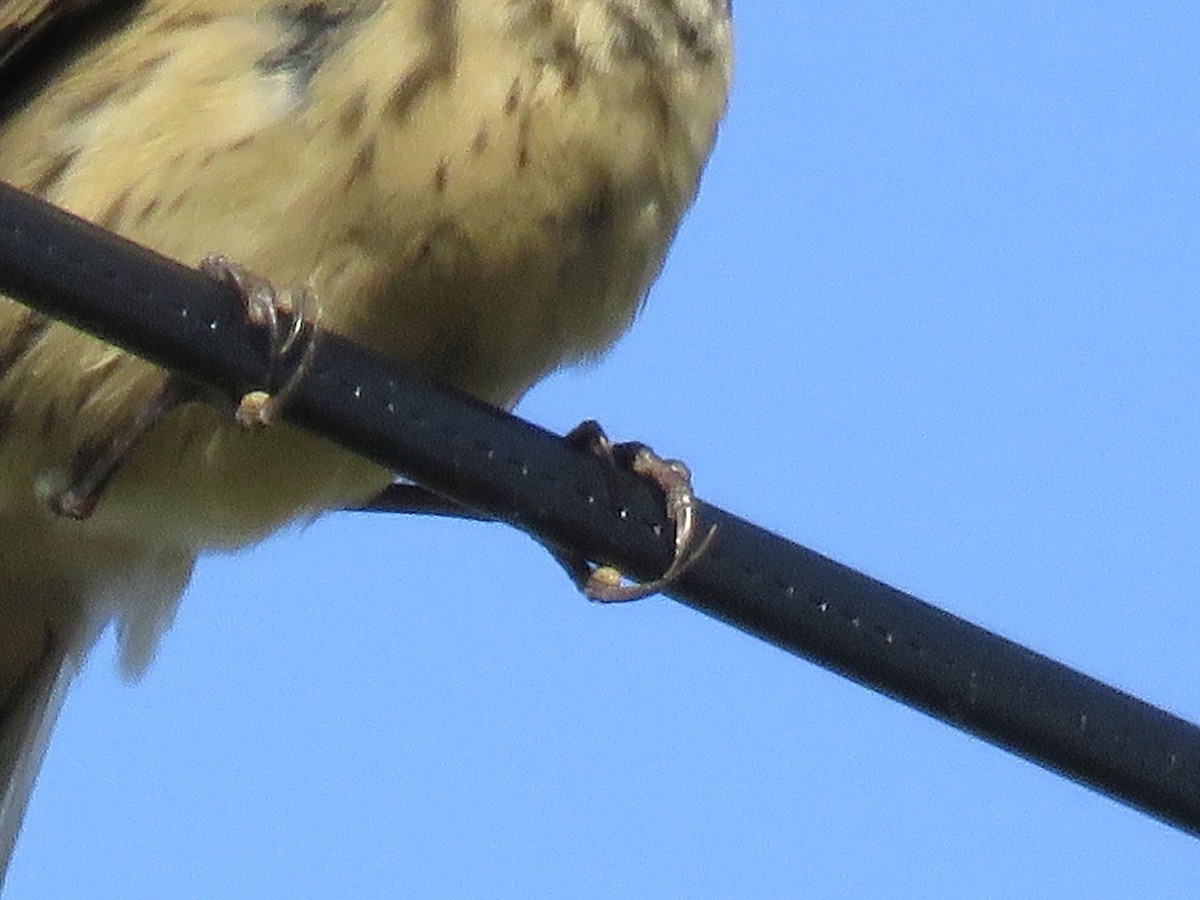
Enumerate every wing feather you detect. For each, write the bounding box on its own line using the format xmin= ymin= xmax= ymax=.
xmin=0 ymin=627 xmax=75 ymax=889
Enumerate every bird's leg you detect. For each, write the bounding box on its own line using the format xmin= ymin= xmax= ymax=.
xmin=349 ymin=423 xmax=715 ymax=602
xmin=50 ymin=376 xmax=193 ymax=520
xmin=49 ymin=257 xmax=318 ymax=520
xmin=559 ymin=419 xmax=717 ymax=602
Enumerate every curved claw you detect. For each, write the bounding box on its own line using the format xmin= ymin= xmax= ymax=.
xmin=584 ymin=522 xmax=717 ymax=602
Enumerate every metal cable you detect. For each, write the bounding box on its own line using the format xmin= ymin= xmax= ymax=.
xmin=1 ymin=179 xmax=1198 ymax=837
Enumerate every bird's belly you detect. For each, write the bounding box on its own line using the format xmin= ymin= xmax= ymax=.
xmin=0 ymin=0 xmax=710 ymax=552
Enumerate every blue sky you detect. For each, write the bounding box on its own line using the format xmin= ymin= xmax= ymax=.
xmin=8 ymin=5 xmax=1200 ymax=897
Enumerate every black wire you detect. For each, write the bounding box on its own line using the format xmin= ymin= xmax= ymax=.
xmin=1 ymin=179 xmax=1198 ymax=837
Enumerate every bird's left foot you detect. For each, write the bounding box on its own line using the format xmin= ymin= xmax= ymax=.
xmin=49 ymin=256 xmax=318 ymax=520
xmin=199 ymin=254 xmax=320 ymax=428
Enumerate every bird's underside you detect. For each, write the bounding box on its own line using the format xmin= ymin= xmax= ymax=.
xmin=0 ymin=0 xmax=732 ymax=885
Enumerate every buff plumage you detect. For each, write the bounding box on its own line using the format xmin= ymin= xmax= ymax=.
xmin=0 ymin=0 xmax=732 ymax=878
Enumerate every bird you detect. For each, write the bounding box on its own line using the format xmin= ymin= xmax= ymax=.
xmin=0 ymin=0 xmax=733 ymax=880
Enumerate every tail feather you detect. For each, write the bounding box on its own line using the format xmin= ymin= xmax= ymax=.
xmin=0 ymin=627 xmax=75 ymax=891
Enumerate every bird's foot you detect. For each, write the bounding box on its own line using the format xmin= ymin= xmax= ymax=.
xmin=48 ymin=256 xmax=318 ymax=520
xmin=199 ymin=254 xmax=320 ymax=428
xmin=562 ymin=420 xmax=716 ymax=602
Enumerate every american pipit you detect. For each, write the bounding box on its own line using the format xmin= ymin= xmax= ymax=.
xmin=0 ymin=0 xmax=733 ymax=876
